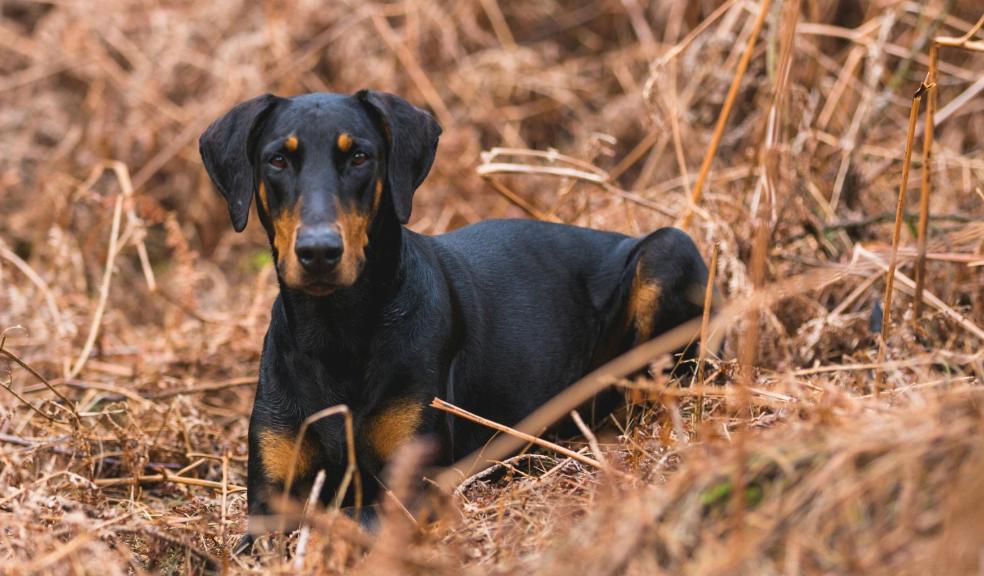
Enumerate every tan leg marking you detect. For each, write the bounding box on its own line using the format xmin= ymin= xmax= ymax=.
xmin=368 ymin=399 xmax=423 ymax=460
xmin=258 ymin=430 xmax=317 ymax=483
xmin=628 ymin=261 xmax=662 ymax=342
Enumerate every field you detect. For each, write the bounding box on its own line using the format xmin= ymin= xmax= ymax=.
xmin=1 ymin=0 xmax=983 ymax=574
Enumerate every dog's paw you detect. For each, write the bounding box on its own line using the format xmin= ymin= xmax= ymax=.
xmin=232 ymin=533 xmax=255 ymax=556
xmin=343 ymin=504 xmax=380 ymax=532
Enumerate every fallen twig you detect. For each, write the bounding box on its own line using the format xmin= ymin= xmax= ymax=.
xmin=93 ymin=471 xmax=246 ymax=492
xmin=431 ymin=397 xmax=605 ymax=471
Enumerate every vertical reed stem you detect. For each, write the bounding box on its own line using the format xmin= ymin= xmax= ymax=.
xmin=695 ymin=243 xmax=719 ymax=430
xmin=877 ymin=83 xmax=927 ymax=391
xmin=680 ymin=0 xmax=773 ymax=230
xmin=913 ymin=45 xmax=938 ymax=322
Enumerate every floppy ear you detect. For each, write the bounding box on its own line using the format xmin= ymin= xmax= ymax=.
xmin=199 ymin=94 xmax=282 ymax=232
xmin=356 ymin=90 xmax=442 ymax=224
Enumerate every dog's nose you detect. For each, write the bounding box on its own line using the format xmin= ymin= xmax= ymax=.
xmin=295 ymin=227 xmax=343 ymax=272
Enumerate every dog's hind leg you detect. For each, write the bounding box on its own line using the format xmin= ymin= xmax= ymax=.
xmin=623 ymin=227 xmax=710 ymax=374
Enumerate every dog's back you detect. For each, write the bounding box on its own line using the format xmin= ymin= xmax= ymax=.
xmin=422 ymin=219 xmax=707 ymax=458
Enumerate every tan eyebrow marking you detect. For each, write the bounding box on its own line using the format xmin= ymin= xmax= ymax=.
xmin=285 ymin=135 xmax=298 ymax=152
xmin=337 ymin=132 xmax=353 ymax=152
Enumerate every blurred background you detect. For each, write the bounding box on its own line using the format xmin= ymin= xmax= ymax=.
xmin=1 ymin=0 xmax=983 ymax=573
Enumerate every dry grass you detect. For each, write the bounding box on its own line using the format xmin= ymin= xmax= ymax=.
xmin=1 ymin=0 xmax=983 ymax=574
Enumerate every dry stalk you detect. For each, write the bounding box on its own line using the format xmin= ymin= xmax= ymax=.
xmin=477 ymin=149 xmax=677 ymax=218
xmin=478 ymin=162 xmax=607 ymax=184
xmin=2 ymin=3 xmax=983 ymax=573
xmin=912 ymin=50 xmax=936 ymax=323
xmin=727 ymin=0 xmax=798 ymax=536
xmin=431 ymin=398 xmax=605 ymax=471
xmin=569 ymin=410 xmax=609 ymax=469
xmin=859 ymin=246 xmax=984 ymax=342
xmin=914 ymin=13 xmax=984 ymax=320
xmin=434 ymin=261 xmax=860 ymax=492
xmin=652 ymin=0 xmax=741 ymax=67
xmin=431 ymin=314 xmax=707 ymax=491
xmin=220 ymin=451 xmax=230 ymax=553
xmin=481 ymin=177 xmax=559 ymax=222
xmin=93 ymin=472 xmax=245 ymax=492
xmin=68 ymin=191 xmax=123 ymax=380
xmin=66 ymin=161 xmax=152 ymax=380
xmin=21 ymin=533 xmax=94 ymax=574
xmin=148 ymin=376 xmax=256 ymax=400
xmin=282 ymin=405 xmax=361 ymax=513
xmin=733 ymin=184 xmax=769 ymax=542
xmin=608 ymin=130 xmax=661 ymax=181
xmin=0 ymin=243 xmax=66 ymax=335
xmin=828 ymin=11 xmax=896 ymax=214
xmin=482 ymin=147 xmax=607 ymax=175
xmin=370 ymin=9 xmax=453 ymax=127
xmin=0 ymin=338 xmax=75 ymax=414
xmin=877 ymin=83 xmax=927 ymax=389
xmin=695 ymin=242 xmax=720 ymax=427
xmin=293 ymin=469 xmax=328 ymax=571
xmin=0 ymin=377 xmax=69 ymax=425
xmin=477 ymin=0 xmax=516 ymax=50
xmin=679 ymin=0 xmax=773 ymax=230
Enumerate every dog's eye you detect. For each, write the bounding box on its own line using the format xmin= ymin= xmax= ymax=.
xmin=351 ymin=152 xmax=369 ymax=167
xmin=269 ymin=155 xmax=287 ymax=169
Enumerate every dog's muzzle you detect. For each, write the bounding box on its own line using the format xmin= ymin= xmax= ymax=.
xmin=294 ymin=225 xmax=343 ymax=275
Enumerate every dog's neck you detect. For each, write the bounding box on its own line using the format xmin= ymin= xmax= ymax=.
xmin=277 ymin=212 xmax=409 ymax=359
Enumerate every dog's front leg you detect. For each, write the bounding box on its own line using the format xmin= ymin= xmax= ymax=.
xmin=235 ymin=399 xmax=322 ymax=554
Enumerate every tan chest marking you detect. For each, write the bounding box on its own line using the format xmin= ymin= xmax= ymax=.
xmin=257 ymin=429 xmax=317 ymax=483
xmin=628 ymin=261 xmax=663 ymax=342
xmin=368 ymin=399 xmax=423 ymax=459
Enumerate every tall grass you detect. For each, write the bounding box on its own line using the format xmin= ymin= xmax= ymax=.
xmin=1 ymin=1 xmax=982 ymax=573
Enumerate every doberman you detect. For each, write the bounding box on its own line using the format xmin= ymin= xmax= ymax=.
xmin=199 ymin=90 xmax=710 ymax=553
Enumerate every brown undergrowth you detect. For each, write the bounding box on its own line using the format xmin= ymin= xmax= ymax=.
xmin=1 ymin=0 xmax=983 ymax=574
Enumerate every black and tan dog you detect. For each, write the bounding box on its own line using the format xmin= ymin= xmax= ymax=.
xmin=199 ymin=90 xmax=709 ymax=552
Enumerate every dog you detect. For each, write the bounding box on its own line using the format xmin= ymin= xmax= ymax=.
xmin=199 ymin=90 xmax=710 ymax=553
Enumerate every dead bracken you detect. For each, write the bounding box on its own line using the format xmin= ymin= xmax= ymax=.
xmin=1 ymin=1 xmax=983 ymax=574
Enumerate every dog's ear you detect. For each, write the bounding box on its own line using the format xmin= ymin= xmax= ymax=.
xmin=199 ymin=94 xmax=282 ymax=232
xmin=356 ymin=90 xmax=442 ymax=224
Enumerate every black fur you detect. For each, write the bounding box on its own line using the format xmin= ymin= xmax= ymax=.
xmin=200 ymin=93 xmax=284 ymax=232
xmin=199 ymin=90 xmax=710 ymax=553
xmin=356 ymin=89 xmax=441 ymax=223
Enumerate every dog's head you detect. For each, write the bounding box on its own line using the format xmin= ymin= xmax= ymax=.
xmin=200 ymin=91 xmax=441 ymax=295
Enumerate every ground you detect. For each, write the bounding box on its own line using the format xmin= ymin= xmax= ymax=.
xmin=1 ymin=0 xmax=983 ymax=574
